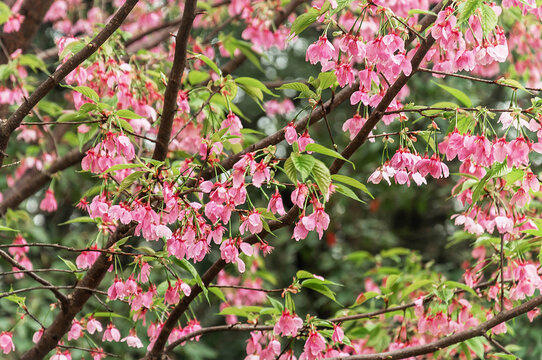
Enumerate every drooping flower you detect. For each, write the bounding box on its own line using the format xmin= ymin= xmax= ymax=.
xmin=0 ymin=332 xmax=14 ymax=354
xmin=273 ymin=310 xmax=303 ymax=337
xmin=40 ymin=189 xmax=58 ymax=212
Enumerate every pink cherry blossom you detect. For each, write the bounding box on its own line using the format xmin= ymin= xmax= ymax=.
xmin=102 ymin=323 xmax=121 ymax=342
xmin=273 ymin=310 xmax=303 ymax=337
xmin=0 ymin=332 xmax=14 ymax=354
xmin=40 ymin=189 xmax=58 ymax=212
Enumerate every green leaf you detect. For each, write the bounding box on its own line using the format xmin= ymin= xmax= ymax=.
xmin=117 ymin=109 xmax=144 ymax=119
xmin=496 ymin=78 xmax=533 ymax=94
xmin=458 ymin=0 xmax=483 ymax=24
xmin=0 ymin=2 xmax=11 ymax=25
xmin=296 ymin=270 xmax=315 ymax=279
xmin=290 ymin=8 xmax=319 ymax=37
xmin=353 ymin=291 xmax=379 ymax=306
xmin=209 ymin=287 xmax=226 ymax=302
xmin=118 ymin=170 xmax=146 ymax=194
xmin=103 ymin=163 xmax=146 ymax=174
xmin=235 ymin=77 xmax=277 ymax=97
xmin=0 ymin=225 xmax=17 ymax=232
xmin=491 ymin=353 xmax=517 ymax=359
xmin=422 ymin=102 xmax=459 ymax=116
xmin=317 ymin=71 xmax=337 ymax=90
xmin=59 ymin=217 xmax=95 ymax=226
xmin=401 ymin=280 xmax=433 ymax=300
xmin=188 ymin=70 xmax=210 ymax=85
xmin=59 ymin=40 xmax=86 ymax=60
xmin=18 ymin=54 xmax=47 ymax=73
xmin=432 ymin=81 xmax=472 ymax=107
xmin=291 ymin=154 xmax=316 ymax=181
xmin=465 ymin=338 xmax=486 ymax=360
xmin=267 ymin=295 xmax=284 ymax=312
xmin=305 ymin=143 xmax=354 ymax=168
xmin=91 ymin=312 xmax=130 ymax=320
xmin=219 ymin=306 xmax=262 ymax=317
xmin=330 ymin=0 xmax=355 ymax=15
xmin=407 ymin=9 xmax=437 ymax=16
xmin=176 ymin=258 xmax=209 ymax=303
xmin=471 ymin=169 xmax=492 ymax=205
xmin=277 ymin=82 xmax=311 ymax=93
xmin=334 ymin=183 xmax=366 ymax=203
xmin=4 ymin=294 xmax=25 ymax=307
xmin=442 ymin=281 xmax=478 ymax=297
xmin=197 ymin=54 xmax=221 ymax=75
xmin=480 ymin=4 xmax=498 ymax=36
xmin=312 ymin=159 xmax=331 ymax=198
xmin=301 ymin=281 xmax=339 ymax=304
xmin=59 ymin=256 xmax=78 ymax=272
xmin=73 ymin=86 xmax=99 ymax=102
xmin=331 ymin=174 xmax=374 ymax=199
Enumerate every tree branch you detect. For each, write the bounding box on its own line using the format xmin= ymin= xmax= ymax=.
xmin=152 ymin=0 xmax=198 ymax=161
xmin=0 ymin=0 xmax=141 ymax=167
xmin=325 ymin=295 xmax=542 ymax=360
xmin=0 ymin=249 xmax=69 ymax=311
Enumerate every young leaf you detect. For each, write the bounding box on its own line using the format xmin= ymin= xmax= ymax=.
xmin=277 ymin=82 xmax=311 ymax=93
xmin=458 ymin=0 xmax=483 ymax=24
xmin=331 ymin=174 xmax=374 ymax=199
xmin=291 ymin=154 xmax=316 ymax=181
xmin=334 ymin=183 xmax=366 ymax=203
xmin=480 ymin=4 xmax=498 ymax=35
xmin=317 ymin=71 xmax=337 ymax=90
xmin=290 ymin=8 xmax=319 ymax=37
xmin=305 ymin=143 xmax=355 ymax=168
xmin=235 ymin=77 xmax=277 ymax=97
xmin=432 ymin=81 xmax=473 ymax=107
xmin=117 ymin=109 xmax=144 ymax=119
xmin=118 ymin=170 xmax=146 ymax=194
xmin=312 ymin=159 xmax=331 ymax=198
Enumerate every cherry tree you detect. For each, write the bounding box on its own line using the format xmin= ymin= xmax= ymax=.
xmin=1 ymin=0 xmax=542 ymax=359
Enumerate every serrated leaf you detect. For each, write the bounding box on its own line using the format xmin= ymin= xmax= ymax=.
xmin=443 ymin=280 xmax=478 ymax=297
xmin=73 ymin=86 xmax=99 ymax=102
xmin=290 ymin=8 xmax=319 ymax=37
xmin=235 ymin=77 xmax=277 ymax=97
xmin=291 ymin=154 xmax=316 ymax=181
xmin=401 ymin=280 xmax=433 ymax=300
xmin=4 ymin=294 xmax=25 ymax=307
xmin=432 ymin=81 xmax=472 ymax=107
xmin=480 ymin=4 xmax=498 ymax=35
xmin=458 ymin=0 xmax=483 ymax=24
xmin=407 ymin=9 xmax=437 ymax=16
xmin=59 ymin=256 xmax=78 ymax=272
xmin=330 ymin=0 xmax=355 ymax=15
xmin=103 ymin=163 xmax=145 ymax=174
xmin=267 ymin=295 xmax=284 ymax=312
xmin=331 ymin=174 xmax=374 ymax=199
xmin=305 ymin=143 xmax=354 ymax=168
xmin=353 ymin=291 xmax=379 ymax=306
xmin=176 ymin=258 xmax=209 ymax=303
xmin=317 ymin=71 xmax=337 ymax=90
xmin=296 ymin=270 xmax=314 ymax=279
xmin=0 ymin=225 xmax=17 ymax=232
xmin=59 ymin=217 xmax=95 ymax=226
xmin=197 ymin=54 xmax=221 ymax=75
xmin=465 ymin=338 xmax=486 ymax=360
xmin=334 ymin=183 xmax=366 ymax=203
xmin=91 ymin=312 xmax=130 ymax=320
xmin=117 ymin=109 xmax=144 ymax=119
xmin=219 ymin=306 xmax=262 ymax=316
xmin=312 ymin=159 xmax=331 ymax=198
xmin=0 ymin=3 xmax=11 ymax=25
xmin=209 ymin=287 xmax=226 ymax=302
xmin=118 ymin=170 xmax=146 ymax=194
xmin=301 ymin=281 xmax=339 ymax=304
xmin=496 ymin=78 xmax=533 ymax=94
xmin=277 ymin=81 xmax=311 ymax=93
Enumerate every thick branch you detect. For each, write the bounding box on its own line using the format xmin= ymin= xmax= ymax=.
xmin=152 ymin=0 xmax=198 ymax=161
xmin=0 ymin=147 xmax=86 ymax=215
xmin=0 ymin=0 xmax=140 ymax=167
xmin=325 ymin=295 xmax=542 ymax=360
